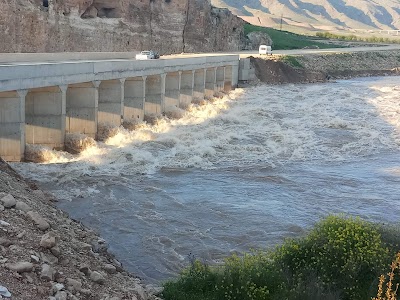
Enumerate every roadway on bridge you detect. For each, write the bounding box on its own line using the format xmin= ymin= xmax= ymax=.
xmin=0 ymin=44 xmax=400 ymax=65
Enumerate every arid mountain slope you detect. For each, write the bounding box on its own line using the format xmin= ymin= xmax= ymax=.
xmin=212 ymin=0 xmax=400 ymax=31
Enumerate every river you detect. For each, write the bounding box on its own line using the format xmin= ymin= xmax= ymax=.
xmin=11 ymin=76 xmax=400 ymax=284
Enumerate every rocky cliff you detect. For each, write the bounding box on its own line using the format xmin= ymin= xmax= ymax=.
xmin=0 ymin=0 xmax=244 ymax=54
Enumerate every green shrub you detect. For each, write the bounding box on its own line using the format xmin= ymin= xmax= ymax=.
xmin=280 ymin=55 xmax=304 ymax=68
xmin=162 ymin=260 xmax=219 ymax=300
xmin=275 ymin=215 xmax=390 ymax=300
xmin=215 ymin=252 xmax=286 ymax=300
xmin=162 ymin=252 xmax=286 ymax=300
xmin=316 ymin=31 xmax=400 ymax=44
xmin=162 ymin=216 xmax=400 ymax=300
xmin=377 ymin=224 xmax=400 ymax=256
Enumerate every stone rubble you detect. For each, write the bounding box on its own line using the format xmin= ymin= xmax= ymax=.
xmin=0 ymin=157 xmax=162 ymax=300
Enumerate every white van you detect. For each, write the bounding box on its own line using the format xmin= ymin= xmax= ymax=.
xmin=259 ymin=45 xmax=272 ymax=55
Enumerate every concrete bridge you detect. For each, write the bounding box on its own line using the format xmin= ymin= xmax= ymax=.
xmin=0 ymin=54 xmax=243 ymax=161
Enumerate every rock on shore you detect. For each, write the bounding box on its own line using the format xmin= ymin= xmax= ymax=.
xmin=0 ymin=157 xmax=161 ymax=300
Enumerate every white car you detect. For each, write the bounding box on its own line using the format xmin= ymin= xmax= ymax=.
xmin=135 ymin=50 xmax=160 ymax=60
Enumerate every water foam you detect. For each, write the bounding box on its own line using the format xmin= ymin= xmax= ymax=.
xmin=12 ymin=77 xmax=400 ymax=182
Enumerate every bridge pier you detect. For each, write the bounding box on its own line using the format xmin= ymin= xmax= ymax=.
xmin=180 ymin=70 xmax=195 ymax=109
xmin=66 ymin=82 xmax=99 ymax=138
xmin=165 ymin=72 xmax=181 ymax=112
xmin=124 ymin=76 xmax=146 ymax=126
xmin=0 ymin=90 xmax=26 ymax=161
xmin=216 ymin=67 xmax=225 ymax=93
xmin=193 ymin=69 xmax=206 ymax=101
xmin=98 ymin=79 xmax=125 ymax=128
xmin=224 ymin=66 xmax=233 ymax=92
xmin=145 ymin=74 xmax=166 ymax=119
xmin=25 ymin=86 xmax=66 ymax=150
xmin=205 ymin=67 xmax=217 ymax=99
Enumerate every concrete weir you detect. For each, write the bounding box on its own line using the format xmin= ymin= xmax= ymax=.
xmin=205 ymin=67 xmax=217 ymax=99
xmin=25 ymin=86 xmax=66 ymax=150
xmin=180 ymin=71 xmax=195 ymax=109
xmin=66 ymin=82 xmax=98 ymax=138
xmin=0 ymin=54 xmax=239 ymax=161
xmin=145 ymin=74 xmax=165 ymax=118
xmin=124 ymin=76 xmax=146 ymax=126
xmin=193 ymin=69 xmax=206 ymax=101
xmin=165 ymin=72 xmax=181 ymax=111
xmin=98 ymin=79 xmax=125 ymax=128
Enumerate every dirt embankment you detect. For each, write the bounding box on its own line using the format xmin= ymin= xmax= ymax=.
xmin=250 ymin=57 xmax=327 ymax=84
xmin=251 ymin=50 xmax=400 ymax=84
xmin=0 ymin=157 xmax=160 ymax=300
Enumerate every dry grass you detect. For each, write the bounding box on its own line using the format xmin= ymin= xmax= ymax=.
xmin=373 ymin=252 xmax=400 ymax=300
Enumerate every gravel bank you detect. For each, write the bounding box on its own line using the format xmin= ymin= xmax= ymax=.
xmin=0 ymin=158 xmax=161 ymax=300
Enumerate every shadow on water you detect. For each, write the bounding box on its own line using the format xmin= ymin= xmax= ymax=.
xmin=12 ymin=76 xmax=400 ymax=283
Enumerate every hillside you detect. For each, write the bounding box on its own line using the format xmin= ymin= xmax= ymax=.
xmin=0 ymin=0 xmax=244 ymax=54
xmin=211 ymin=0 xmax=400 ymax=32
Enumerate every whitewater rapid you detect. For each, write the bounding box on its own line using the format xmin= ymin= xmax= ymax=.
xmin=11 ymin=76 xmax=400 ymax=282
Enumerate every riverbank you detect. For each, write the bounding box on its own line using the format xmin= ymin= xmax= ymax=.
xmin=1 ymin=49 xmax=399 ymax=300
xmin=0 ymin=157 xmax=160 ymax=300
xmin=251 ymin=50 xmax=400 ymax=84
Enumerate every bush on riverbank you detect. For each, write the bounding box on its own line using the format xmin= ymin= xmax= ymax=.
xmin=161 ymin=216 xmax=400 ymax=300
xmin=315 ymin=32 xmax=400 ymax=44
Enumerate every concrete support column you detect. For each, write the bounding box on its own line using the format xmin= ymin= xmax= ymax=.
xmin=145 ymin=74 xmax=165 ymax=118
xmin=180 ymin=70 xmax=195 ymax=109
xmin=124 ymin=76 xmax=146 ymax=125
xmin=165 ymin=72 xmax=181 ymax=111
xmin=224 ymin=66 xmax=233 ymax=92
xmin=238 ymin=58 xmax=251 ymax=81
xmin=98 ymin=79 xmax=125 ymax=127
xmin=25 ymin=86 xmax=66 ymax=150
xmin=161 ymin=73 xmax=166 ymax=113
xmin=205 ymin=67 xmax=217 ymax=99
xmin=216 ymin=67 xmax=225 ymax=93
xmin=232 ymin=62 xmax=239 ymax=88
xmin=193 ymin=69 xmax=206 ymax=101
xmin=0 ymin=90 xmax=26 ymax=161
xmin=66 ymin=81 xmax=99 ymax=138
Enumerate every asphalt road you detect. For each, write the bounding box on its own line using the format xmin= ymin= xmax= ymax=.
xmin=0 ymin=44 xmax=400 ymax=65
xmin=235 ymin=44 xmax=400 ymax=57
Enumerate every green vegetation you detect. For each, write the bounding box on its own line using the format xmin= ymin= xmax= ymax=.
xmin=279 ymin=55 xmax=304 ymax=68
xmin=316 ymin=32 xmax=400 ymax=44
xmin=244 ymin=24 xmax=343 ymax=50
xmin=161 ymin=216 xmax=400 ymax=300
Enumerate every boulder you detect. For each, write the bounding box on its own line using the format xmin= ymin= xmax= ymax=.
xmin=90 ymin=271 xmax=106 ymax=284
xmin=26 ymin=211 xmax=50 ymax=231
xmin=66 ymin=278 xmax=82 ymax=292
xmin=1 ymin=194 xmax=16 ymax=208
xmin=244 ymin=31 xmax=273 ymax=50
xmin=40 ymin=263 xmax=55 ymax=281
xmin=15 ymin=201 xmax=32 ymax=212
xmin=40 ymin=232 xmax=57 ymax=249
xmin=6 ymin=261 xmax=34 ymax=273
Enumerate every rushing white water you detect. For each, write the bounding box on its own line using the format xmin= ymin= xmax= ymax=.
xmin=11 ymin=76 xmax=400 ymax=283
